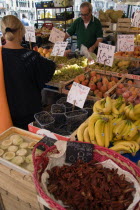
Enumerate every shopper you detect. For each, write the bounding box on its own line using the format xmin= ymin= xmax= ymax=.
xmin=21 ymin=14 xmax=30 ymax=26
xmin=65 ymin=2 xmax=103 ymax=54
xmin=1 ymin=15 xmax=56 ymax=130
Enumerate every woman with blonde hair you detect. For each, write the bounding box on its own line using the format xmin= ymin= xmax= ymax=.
xmin=1 ymin=15 xmax=56 ymax=130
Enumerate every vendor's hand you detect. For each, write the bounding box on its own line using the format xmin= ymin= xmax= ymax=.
xmin=88 ymin=46 xmax=95 ymax=52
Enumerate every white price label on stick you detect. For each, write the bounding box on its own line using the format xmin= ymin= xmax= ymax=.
xmin=97 ymin=43 xmax=115 ymax=67
xmin=49 ymin=27 xmax=65 ymax=43
xmin=132 ymin=10 xmax=140 ymax=28
xmin=25 ymin=26 xmax=36 ymax=43
xmin=67 ymin=82 xmax=90 ymax=108
xmin=51 ymin=41 xmax=68 ymax=56
xmin=117 ymin=34 xmax=134 ymax=52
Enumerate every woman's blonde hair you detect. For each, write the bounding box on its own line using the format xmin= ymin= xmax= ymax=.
xmin=1 ymin=15 xmax=25 ymax=41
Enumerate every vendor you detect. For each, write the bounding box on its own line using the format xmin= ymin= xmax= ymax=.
xmin=65 ymin=2 xmax=103 ymax=54
xmin=1 ymin=15 xmax=56 ymax=130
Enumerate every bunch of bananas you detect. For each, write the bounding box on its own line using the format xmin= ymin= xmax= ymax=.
xmin=76 ymin=96 xmax=140 ymax=154
xmin=124 ymin=104 xmax=140 ymax=121
xmin=77 ymin=113 xmax=112 ymax=148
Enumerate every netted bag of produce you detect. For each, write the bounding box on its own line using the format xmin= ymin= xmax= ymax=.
xmin=99 ymin=10 xmax=111 ymax=22
xmin=109 ymin=10 xmax=123 ymax=23
xmin=32 ymin=140 xmax=140 ymax=210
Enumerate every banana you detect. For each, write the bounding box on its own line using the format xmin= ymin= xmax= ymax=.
xmin=77 ymin=121 xmax=88 ymax=142
xmin=131 ymin=141 xmax=140 ymax=152
xmin=11 ymin=135 xmax=23 ymax=145
xmin=16 ymin=149 xmax=27 ymax=156
xmin=0 ymin=149 xmax=4 ymax=156
xmin=2 ymin=139 xmax=13 ymax=147
xmin=122 ymin=121 xmax=132 ymax=140
xmin=113 ymin=120 xmax=126 ymax=136
xmin=83 ymin=127 xmax=91 ymax=143
xmin=25 ymin=154 xmax=33 ymax=164
xmin=95 ymin=119 xmax=105 ymax=147
xmin=8 ymin=145 xmax=18 ymax=152
xmin=133 ymin=104 xmax=140 ymax=115
xmin=118 ymin=103 xmax=126 ymax=114
xmin=88 ymin=114 xmax=100 ymax=141
xmin=112 ymin=117 xmax=123 ymax=130
xmin=115 ymin=120 xmax=128 ymax=140
xmin=20 ymin=142 xmax=29 ymax=149
xmin=134 ymin=119 xmax=140 ymax=130
xmin=3 ymin=152 xmax=15 ymax=160
xmin=102 ymin=96 xmax=112 ymax=114
xmin=93 ymin=99 xmax=105 ymax=113
xmin=124 ymin=105 xmax=131 ymax=118
xmin=136 ymin=135 xmax=140 ymax=145
xmin=128 ymin=104 xmax=138 ymax=121
xmin=112 ymin=101 xmax=120 ymax=115
xmin=11 ymin=156 xmax=25 ymax=165
xmin=109 ymin=119 xmax=113 ymax=142
xmin=113 ymin=141 xmax=136 ymax=152
xmin=127 ymin=123 xmax=138 ymax=141
xmin=104 ymin=121 xmax=110 ymax=148
xmin=109 ymin=144 xmax=132 ymax=153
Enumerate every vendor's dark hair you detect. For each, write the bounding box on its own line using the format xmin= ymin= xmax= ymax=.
xmin=80 ymin=2 xmax=92 ymax=13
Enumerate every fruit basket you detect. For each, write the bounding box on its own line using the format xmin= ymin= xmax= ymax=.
xmin=32 ymin=142 xmax=140 ymax=210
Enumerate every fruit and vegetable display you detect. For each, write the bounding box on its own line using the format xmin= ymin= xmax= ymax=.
xmin=72 ymin=71 xmax=120 ymax=98
xmin=51 ymin=65 xmax=85 ymax=82
xmin=115 ymin=46 xmax=140 ymax=59
xmin=90 ymin=59 xmax=131 ymax=73
xmin=35 ymin=26 xmax=51 ymax=38
xmin=47 ymin=159 xmax=135 ymax=210
xmin=115 ymin=83 xmax=140 ymax=105
xmin=99 ymin=9 xmax=124 ymax=23
xmin=76 ymin=96 xmax=140 ymax=154
xmin=0 ymin=134 xmax=41 ymax=172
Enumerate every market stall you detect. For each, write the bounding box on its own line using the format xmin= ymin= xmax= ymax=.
xmin=1 ymin=3 xmax=140 ymax=210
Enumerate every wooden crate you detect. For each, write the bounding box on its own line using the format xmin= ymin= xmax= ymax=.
xmin=0 ymin=187 xmax=44 ymax=210
xmin=117 ymin=18 xmax=131 ymax=32
xmin=0 ymin=127 xmax=44 ymax=210
xmin=101 ymin=22 xmax=112 ymax=32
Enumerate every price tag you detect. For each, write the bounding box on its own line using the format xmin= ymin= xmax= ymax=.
xmin=37 ymin=136 xmax=57 ymax=151
xmin=80 ymin=44 xmax=92 ymax=59
xmin=51 ymin=41 xmax=68 ymax=56
xmin=117 ymin=34 xmax=134 ymax=52
xmin=67 ymin=82 xmax=90 ymax=108
xmin=132 ymin=10 xmax=140 ymax=28
xmin=25 ymin=26 xmax=36 ymax=42
xmin=97 ymin=43 xmax=115 ymax=67
xmin=66 ymin=141 xmax=93 ymax=163
xmin=49 ymin=27 xmax=65 ymax=43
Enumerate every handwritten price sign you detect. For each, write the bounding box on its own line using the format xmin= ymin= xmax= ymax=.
xmin=49 ymin=27 xmax=65 ymax=43
xmin=132 ymin=10 xmax=140 ymax=28
xmin=25 ymin=26 xmax=36 ymax=43
xmin=97 ymin=43 xmax=115 ymax=67
xmin=51 ymin=41 xmax=68 ymax=56
xmin=67 ymin=82 xmax=90 ymax=108
xmin=117 ymin=34 xmax=134 ymax=52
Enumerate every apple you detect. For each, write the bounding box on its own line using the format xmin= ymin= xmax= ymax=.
xmin=33 ymin=46 xmax=38 ymax=52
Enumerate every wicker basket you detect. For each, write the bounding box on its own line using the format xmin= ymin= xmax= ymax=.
xmin=32 ymin=142 xmax=140 ymax=210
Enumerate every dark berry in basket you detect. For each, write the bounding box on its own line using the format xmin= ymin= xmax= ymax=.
xmin=47 ymin=160 xmax=135 ymax=210
xmin=35 ymin=112 xmax=54 ymax=125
